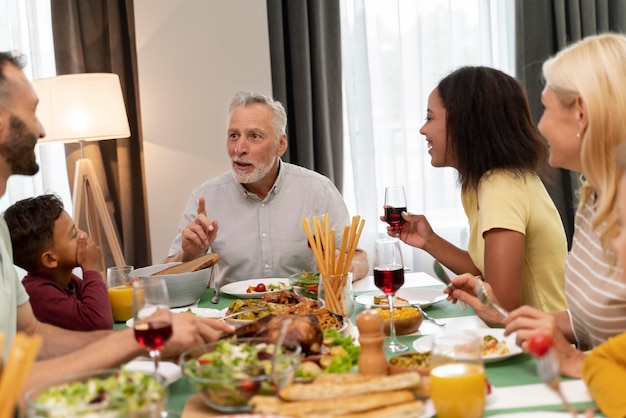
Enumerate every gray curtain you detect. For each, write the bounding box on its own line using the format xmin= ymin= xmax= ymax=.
xmin=515 ymin=0 xmax=626 ymax=248
xmin=50 ymin=0 xmax=151 ymax=267
xmin=266 ymin=0 xmax=344 ymax=192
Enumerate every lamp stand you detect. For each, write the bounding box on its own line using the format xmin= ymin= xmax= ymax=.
xmin=72 ymin=158 xmax=126 ymax=269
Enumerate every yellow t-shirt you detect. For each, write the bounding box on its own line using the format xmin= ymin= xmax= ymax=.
xmin=461 ymin=170 xmax=567 ymax=312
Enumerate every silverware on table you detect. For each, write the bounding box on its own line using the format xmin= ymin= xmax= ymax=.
xmin=475 ymin=279 xmax=508 ymax=318
xmin=415 ymin=304 xmax=446 ymax=326
xmin=209 ymin=267 xmax=219 ymax=304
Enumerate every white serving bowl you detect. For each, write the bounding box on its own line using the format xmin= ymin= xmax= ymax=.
xmin=134 ymin=262 xmax=211 ymax=308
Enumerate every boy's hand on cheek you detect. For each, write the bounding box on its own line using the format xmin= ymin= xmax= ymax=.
xmin=77 ymin=234 xmax=104 ymax=274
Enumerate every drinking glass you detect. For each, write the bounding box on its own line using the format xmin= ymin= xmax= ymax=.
xmin=383 ymin=186 xmax=407 ymax=236
xmin=133 ymin=277 xmax=173 ymax=375
xmin=430 ymin=332 xmax=486 ymax=418
xmin=106 ymin=265 xmax=135 ymax=322
xmin=373 ymin=237 xmax=408 ymax=353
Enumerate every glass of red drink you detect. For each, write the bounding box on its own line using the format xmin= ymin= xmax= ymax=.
xmin=132 ymin=276 xmax=173 ymax=376
xmin=383 ymin=186 xmax=407 ymax=236
xmin=373 ymin=237 xmax=408 ymax=353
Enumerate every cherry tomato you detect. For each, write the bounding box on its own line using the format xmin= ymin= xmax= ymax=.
xmin=527 ymin=333 xmax=554 ymax=357
xmin=254 ymin=283 xmax=267 ymax=292
xmin=485 ymin=377 xmax=492 ymax=395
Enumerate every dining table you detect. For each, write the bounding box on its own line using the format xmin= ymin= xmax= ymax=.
xmin=116 ymin=271 xmax=601 ymax=417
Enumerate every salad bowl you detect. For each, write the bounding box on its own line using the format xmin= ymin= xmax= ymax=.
xmin=180 ymin=337 xmax=301 ymax=412
xmin=24 ymin=368 xmax=166 ymax=417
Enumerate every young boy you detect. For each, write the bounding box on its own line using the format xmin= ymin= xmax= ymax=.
xmin=4 ymin=194 xmax=113 ymax=331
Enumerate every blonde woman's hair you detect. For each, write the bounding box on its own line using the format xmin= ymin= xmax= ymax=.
xmin=542 ymin=33 xmax=626 ymax=254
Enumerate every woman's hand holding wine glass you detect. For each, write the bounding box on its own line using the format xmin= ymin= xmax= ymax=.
xmin=133 ymin=277 xmax=173 ymax=375
xmin=373 ymin=237 xmax=408 ymax=353
xmin=383 ymin=186 xmax=407 ymax=237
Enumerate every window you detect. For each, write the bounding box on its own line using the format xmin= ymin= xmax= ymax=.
xmin=340 ymin=0 xmax=515 ymax=272
xmin=0 ymin=0 xmax=72 ymax=212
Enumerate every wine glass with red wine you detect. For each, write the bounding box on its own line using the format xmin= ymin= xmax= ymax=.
xmin=132 ymin=277 xmax=173 ymax=375
xmin=373 ymin=237 xmax=408 ymax=353
xmin=384 ymin=186 xmax=407 ymax=236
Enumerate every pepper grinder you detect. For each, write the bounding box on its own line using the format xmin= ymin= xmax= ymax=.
xmin=356 ymin=307 xmax=388 ymax=375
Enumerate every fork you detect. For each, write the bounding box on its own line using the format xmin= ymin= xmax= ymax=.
xmin=475 ymin=278 xmax=508 ymax=318
xmin=415 ymin=304 xmax=446 ymax=326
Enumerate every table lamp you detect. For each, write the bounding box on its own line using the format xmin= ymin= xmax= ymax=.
xmin=33 ymin=73 xmax=130 ymax=269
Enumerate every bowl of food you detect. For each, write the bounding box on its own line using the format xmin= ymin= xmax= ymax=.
xmin=388 ymin=350 xmax=431 ymax=376
xmin=180 ymin=337 xmax=302 ymax=412
xmin=375 ymin=306 xmax=423 ymax=336
xmin=288 ymin=271 xmax=320 ymax=300
xmin=24 ymin=368 xmax=166 ymax=417
xmin=134 ymin=263 xmax=211 ymax=308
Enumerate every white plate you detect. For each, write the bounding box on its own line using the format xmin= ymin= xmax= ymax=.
xmin=355 ymin=288 xmax=447 ymax=309
xmin=412 ymin=328 xmax=523 ymax=364
xmin=220 ymin=278 xmax=291 ymax=299
xmin=125 ymin=307 xmax=226 ymax=327
xmin=124 ymin=360 xmax=181 ymax=385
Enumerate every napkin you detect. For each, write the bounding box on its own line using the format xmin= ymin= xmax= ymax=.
xmin=486 ymin=380 xmax=592 ymax=411
xmin=124 ymin=360 xmax=182 ymax=385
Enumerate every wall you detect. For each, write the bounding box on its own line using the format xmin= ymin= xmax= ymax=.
xmin=134 ymin=0 xmax=272 ymax=265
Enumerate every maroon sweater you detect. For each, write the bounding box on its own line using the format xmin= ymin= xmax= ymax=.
xmin=22 ymin=270 xmax=113 ymax=331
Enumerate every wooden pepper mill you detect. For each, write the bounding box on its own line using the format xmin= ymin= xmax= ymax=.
xmin=356 ymin=307 xmax=388 ymax=375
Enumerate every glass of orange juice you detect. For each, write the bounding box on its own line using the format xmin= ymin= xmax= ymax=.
xmin=430 ymin=332 xmax=486 ymax=418
xmin=107 ymin=266 xmax=135 ymax=322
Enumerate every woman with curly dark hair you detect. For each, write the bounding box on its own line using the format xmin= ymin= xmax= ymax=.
xmin=391 ymin=66 xmax=567 ymax=313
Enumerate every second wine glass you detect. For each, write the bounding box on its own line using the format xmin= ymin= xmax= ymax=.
xmin=133 ymin=276 xmax=173 ymax=375
xmin=373 ymin=237 xmax=408 ymax=353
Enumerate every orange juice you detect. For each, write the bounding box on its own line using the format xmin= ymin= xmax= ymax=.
xmin=430 ymin=362 xmax=486 ymax=418
xmin=107 ymin=285 xmax=134 ymax=322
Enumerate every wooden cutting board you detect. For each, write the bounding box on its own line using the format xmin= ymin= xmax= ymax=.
xmin=182 ymin=394 xmax=221 ymax=417
xmin=152 ymin=253 xmax=219 ymax=276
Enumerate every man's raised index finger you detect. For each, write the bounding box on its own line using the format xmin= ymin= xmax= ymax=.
xmin=197 ymin=197 xmax=207 ymax=216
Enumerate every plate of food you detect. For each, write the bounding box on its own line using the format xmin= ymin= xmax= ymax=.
xmin=220 ymin=278 xmax=291 ymax=299
xmin=412 ymin=328 xmax=523 ymax=364
xmin=355 ymin=288 xmax=447 ymax=309
xmin=125 ymin=307 xmax=225 ymax=327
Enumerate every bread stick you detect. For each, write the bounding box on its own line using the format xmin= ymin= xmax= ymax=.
xmin=251 ymin=390 xmax=415 ymax=417
xmin=279 ymin=372 xmax=421 ymax=401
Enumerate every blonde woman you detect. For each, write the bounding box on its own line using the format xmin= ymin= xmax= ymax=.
xmin=448 ymin=33 xmax=626 ymax=378
xmin=581 ymin=143 xmax=626 ymax=418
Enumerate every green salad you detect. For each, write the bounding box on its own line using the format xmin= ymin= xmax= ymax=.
xmin=291 ymin=271 xmax=320 ymax=299
xmin=182 ymin=339 xmax=299 ymax=409
xmin=32 ymin=369 xmax=165 ymax=417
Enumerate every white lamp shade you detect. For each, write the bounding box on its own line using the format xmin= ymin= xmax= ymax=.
xmin=33 ymin=73 xmax=131 ymax=143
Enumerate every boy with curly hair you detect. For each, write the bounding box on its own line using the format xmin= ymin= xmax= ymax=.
xmin=4 ymin=194 xmax=113 ymax=330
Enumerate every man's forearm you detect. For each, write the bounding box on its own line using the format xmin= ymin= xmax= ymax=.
xmin=34 ymin=322 xmax=113 ymax=360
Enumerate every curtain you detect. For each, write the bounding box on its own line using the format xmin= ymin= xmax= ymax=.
xmin=50 ymin=0 xmax=151 ymax=268
xmin=340 ymin=0 xmax=515 ymax=271
xmin=0 ymin=0 xmax=73 ymax=214
xmin=266 ymin=0 xmax=344 ymax=191
xmin=515 ymin=0 xmax=626 ymax=249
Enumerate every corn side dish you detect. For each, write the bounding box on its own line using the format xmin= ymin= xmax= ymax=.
xmin=374 ymin=307 xmax=420 ymax=320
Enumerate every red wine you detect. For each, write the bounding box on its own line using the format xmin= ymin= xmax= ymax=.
xmin=384 ymin=206 xmax=407 ymax=230
xmin=134 ymin=321 xmax=172 ymax=351
xmin=374 ymin=266 xmax=405 ymax=295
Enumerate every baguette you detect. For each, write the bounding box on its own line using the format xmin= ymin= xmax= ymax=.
xmin=279 ymin=372 xmax=421 ymax=401
xmin=250 ymin=390 xmax=415 ymax=417
xmin=309 ymin=400 xmax=425 ymax=418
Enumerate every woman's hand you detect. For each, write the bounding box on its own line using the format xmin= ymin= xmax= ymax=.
xmin=160 ymin=312 xmax=234 ymax=360
xmin=379 ymin=212 xmax=436 ymax=250
xmin=445 ymin=273 xmax=506 ymax=326
xmin=504 ymin=306 xmax=584 ymax=377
